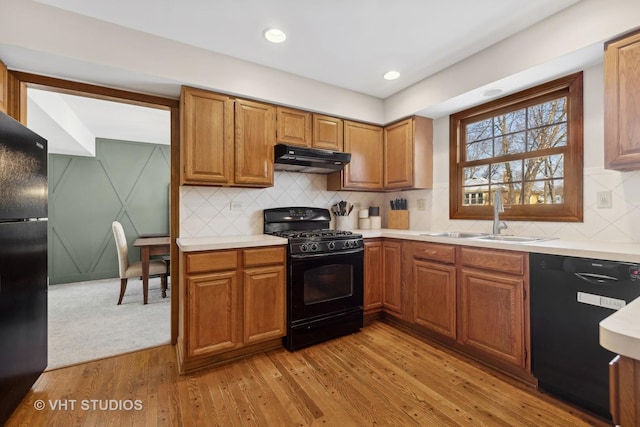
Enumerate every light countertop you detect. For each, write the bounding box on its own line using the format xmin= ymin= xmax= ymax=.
xmin=177 ymin=234 xmax=287 ymax=252
xmin=355 ymin=228 xmax=640 ymax=263
xmin=600 ymin=297 xmax=640 ymax=360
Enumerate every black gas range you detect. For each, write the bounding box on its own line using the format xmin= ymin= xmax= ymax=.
xmin=264 ymin=207 xmax=364 ymax=350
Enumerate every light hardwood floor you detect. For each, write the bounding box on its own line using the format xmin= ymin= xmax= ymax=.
xmin=7 ymin=321 xmax=608 ymax=426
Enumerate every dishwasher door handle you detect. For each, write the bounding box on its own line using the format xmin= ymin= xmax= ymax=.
xmin=574 ymin=272 xmax=618 ymax=284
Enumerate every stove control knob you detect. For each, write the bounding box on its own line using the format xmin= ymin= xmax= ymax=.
xmin=310 ymin=243 xmax=319 ymax=252
xmin=327 ymin=241 xmax=336 ymax=250
xmin=343 ymin=240 xmax=352 ymax=249
xmin=300 ymin=244 xmax=308 ymax=252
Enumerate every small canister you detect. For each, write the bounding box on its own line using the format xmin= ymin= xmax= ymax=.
xmin=370 ymin=216 xmax=381 ymax=229
xmin=359 ymin=217 xmax=371 ymax=229
xmin=359 ymin=209 xmax=369 ymax=219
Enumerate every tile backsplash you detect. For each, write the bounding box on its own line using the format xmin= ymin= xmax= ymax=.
xmin=386 ymin=167 xmax=640 ymax=243
xmin=181 ymin=168 xmax=640 ymax=243
xmin=180 ymin=172 xmax=386 ymax=237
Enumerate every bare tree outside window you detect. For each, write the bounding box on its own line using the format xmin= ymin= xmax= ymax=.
xmin=450 ymin=73 xmax=583 ymax=222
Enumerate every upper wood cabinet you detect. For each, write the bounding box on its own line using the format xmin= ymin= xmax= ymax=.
xmin=181 ymin=87 xmax=234 ymax=185
xmin=276 ymin=106 xmax=311 ymax=147
xmin=328 ymin=120 xmax=384 ymax=190
xmin=180 ymin=87 xmax=275 ymax=187
xmin=328 ymin=116 xmax=433 ymax=191
xmin=384 ymin=116 xmax=433 ymax=190
xmin=605 ymin=29 xmax=640 ymax=170
xmin=235 ymin=99 xmax=276 ymax=186
xmin=312 ymin=114 xmax=343 ymax=151
xmin=0 ymin=59 xmax=7 ymax=114
xmin=275 ymin=108 xmax=344 ymax=152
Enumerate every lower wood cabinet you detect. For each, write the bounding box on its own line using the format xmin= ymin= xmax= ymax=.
xmin=609 ymin=354 xmax=640 ymax=426
xmin=382 ymin=240 xmax=402 ymax=315
xmin=364 ymin=240 xmax=383 ymax=315
xmin=243 ymin=264 xmax=286 ymax=344
xmin=364 ymin=239 xmax=403 ymax=318
xmin=413 ymin=260 xmax=456 ymax=339
xmin=409 ymin=242 xmax=457 ymax=339
xmin=458 ymin=247 xmax=528 ymax=371
xmin=179 ymin=246 xmax=285 ymax=372
xmin=186 ymin=269 xmax=239 ymax=358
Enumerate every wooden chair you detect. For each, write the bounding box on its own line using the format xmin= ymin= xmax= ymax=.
xmin=111 ymin=221 xmax=167 ymax=305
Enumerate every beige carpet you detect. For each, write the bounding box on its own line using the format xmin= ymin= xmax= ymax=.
xmin=47 ymin=277 xmax=170 ymax=370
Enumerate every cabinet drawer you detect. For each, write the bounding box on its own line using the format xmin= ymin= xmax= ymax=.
xmin=185 ymin=250 xmax=237 ymax=274
xmin=460 ymin=247 xmax=525 ymax=275
xmin=244 ymin=246 xmax=285 ymax=267
xmin=411 ymin=242 xmax=455 ymax=264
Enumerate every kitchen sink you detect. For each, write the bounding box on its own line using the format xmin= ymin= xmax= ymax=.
xmin=419 ymin=231 xmax=489 ymax=239
xmin=471 ymin=235 xmax=555 ymax=243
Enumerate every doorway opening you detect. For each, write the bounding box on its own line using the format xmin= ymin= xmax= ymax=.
xmin=14 ymin=72 xmax=179 ymax=369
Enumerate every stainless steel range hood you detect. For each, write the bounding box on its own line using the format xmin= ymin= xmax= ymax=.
xmin=274 ymin=143 xmax=351 ymax=174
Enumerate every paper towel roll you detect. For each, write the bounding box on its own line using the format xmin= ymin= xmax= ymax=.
xmin=358 ymin=209 xmax=369 ymax=218
xmin=359 ymin=218 xmax=371 ymax=229
xmin=370 ymin=216 xmax=381 ymax=229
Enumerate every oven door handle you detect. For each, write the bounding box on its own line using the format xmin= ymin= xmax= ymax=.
xmin=290 ymin=248 xmax=364 ymax=259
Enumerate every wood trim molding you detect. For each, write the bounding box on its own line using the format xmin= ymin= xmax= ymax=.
xmin=12 ymin=71 xmax=181 ymax=344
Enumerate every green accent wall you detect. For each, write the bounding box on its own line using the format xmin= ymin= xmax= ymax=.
xmin=48 ymin=139 xmax=170 ymax=285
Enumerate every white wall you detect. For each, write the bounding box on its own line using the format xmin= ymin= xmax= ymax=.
xmin=387 ymin=63 xmax=640 ymax=243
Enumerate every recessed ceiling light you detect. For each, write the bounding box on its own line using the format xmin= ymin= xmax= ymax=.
xmin=383 ymin=71 xmax=400 ymax=81
xmin=264 ymin=28 xmax=287 ymax=43
xmin=482 ymin=88 xmax=504 ymax=97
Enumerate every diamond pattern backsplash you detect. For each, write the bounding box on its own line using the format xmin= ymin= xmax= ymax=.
xmin=385 ymin=167 xmax=640 ymax=243
xmin=180 ymin=172 xmax=386 ymax=237
xmin=182 ymin=168 xmax=640 ymax=243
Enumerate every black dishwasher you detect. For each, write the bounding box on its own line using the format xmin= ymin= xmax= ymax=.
xmin=530 ymin=253 xmax=640 ymax=420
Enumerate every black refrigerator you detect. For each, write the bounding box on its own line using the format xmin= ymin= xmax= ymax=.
xmin=0 ymin=111 xmax=48 ymax=425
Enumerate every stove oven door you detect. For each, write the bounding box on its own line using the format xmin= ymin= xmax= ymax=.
xmin=288 ymin=248 xmax=363 ymax=324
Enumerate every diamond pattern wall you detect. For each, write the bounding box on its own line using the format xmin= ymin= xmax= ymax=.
xmin=180 ymin=172 xmax=386 ymax=237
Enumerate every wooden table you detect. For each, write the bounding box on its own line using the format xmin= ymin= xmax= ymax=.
xmin=133 ymin=236 xmax=170 ymax=304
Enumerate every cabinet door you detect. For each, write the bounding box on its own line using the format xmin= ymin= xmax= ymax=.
xmin=413 ymin=260 xmax=456 ymax=339
xmin=186 ymin=270 xmax=240 ymax=358
xmin=459 ymin=268 xmax=525 ymax=368
xmin=181 ymin=87 xmax=234 ymax=185
xmin=364 ymin=240 xmax=383 ymax=313
xmin=383 ymin=240 xmax=402 ymax=315
xmin=235 ymin=99 xmax=275 ymax=186
xmin=243 ymin=265 xmax=286 ymax=344
xmin=277 ymin=107 xmax=311 ymax=147
xmin=605 ymin=30 xmax=640 ymax=170
xmin=0 ymin=59 xmax=7 ymax=114
xmin=384 ymin=118 xmax=414 ymax=189
xmin=338 ymin=120 xmax=383 ymax=190
xmin=312 ymin=114 xmax=343 ymax=151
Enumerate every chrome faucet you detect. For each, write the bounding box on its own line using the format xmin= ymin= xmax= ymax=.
xmin=493 ymin=190 xmax=508 ymax=235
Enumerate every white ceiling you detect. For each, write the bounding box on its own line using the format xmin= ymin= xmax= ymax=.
xmin=27 ymin=89 xmax=170 ymax=155
xmin=33 ymin=0 xmax=582 ymax=99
